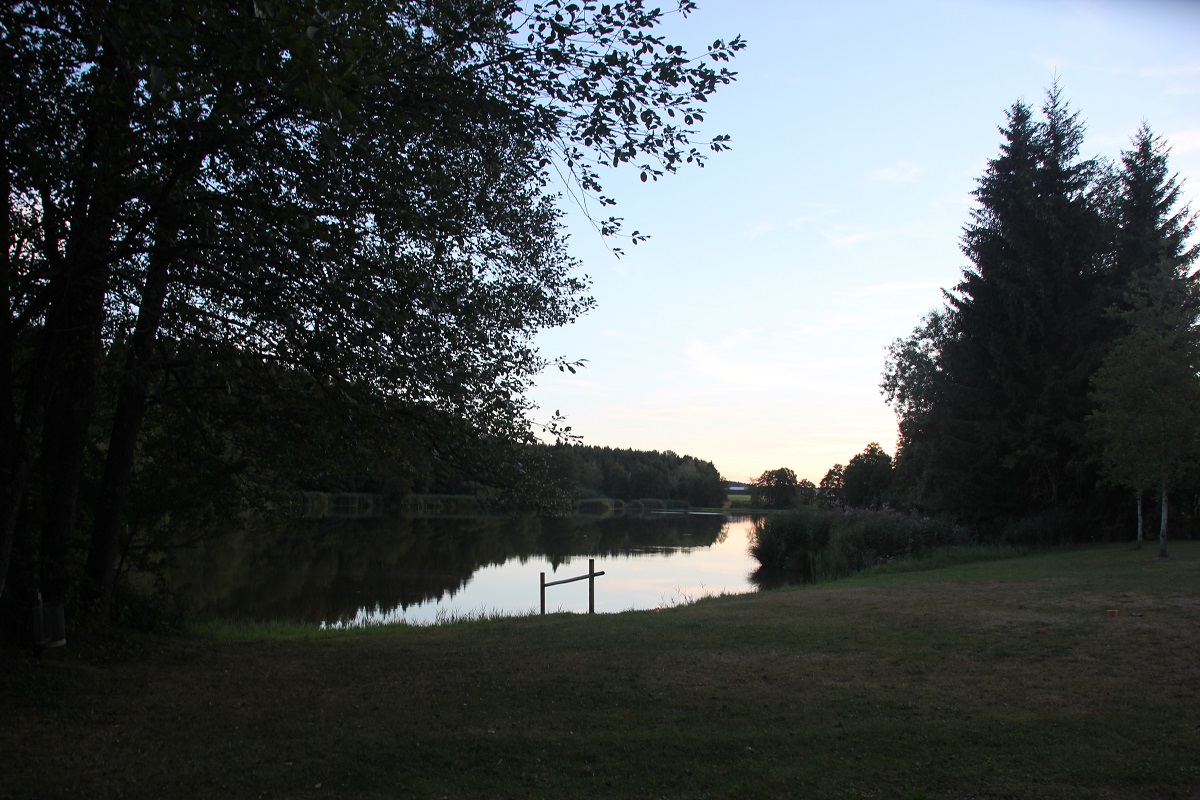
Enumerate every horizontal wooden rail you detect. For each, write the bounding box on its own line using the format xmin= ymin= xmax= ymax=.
xmin=540 ymin=558 xmax=606 ymax=615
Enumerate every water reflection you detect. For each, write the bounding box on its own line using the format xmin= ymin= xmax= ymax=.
xmin=167 ymin=513 xmax=762 ymax=626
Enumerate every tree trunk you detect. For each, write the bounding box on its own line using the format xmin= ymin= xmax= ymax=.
xmin=0 ymin=146 xmax=14 ymax=601
xmin=37 ymin=250 xmax=112 ymax=613
xmin=1158 ymin=477 xmax=1169 ymax=559
xmin=0 ymin=439 xmax=37 ymax=610
xmin=1134 ymin=488 xmax=1143 ymax=549
xmin=80 ymin=222 xmax=175 ymax=617
xmin=1 ymin=250 xmax=59 ymax=633
xmin=1158 ymin=415 xmax=1169 ymax=559
xmin=0 ymin=152 xmax=57 ymax=632
xmin=31 ymin=39 xmax=135 ymax=630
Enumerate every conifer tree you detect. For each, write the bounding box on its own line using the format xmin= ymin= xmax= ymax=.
xmin=941 ymin=88 xmax=1110 ymax=521
xmin=1089 ymin=126 xmax=1199 ymax=556
xmin=884 ymin=86 xmax=1127 ymax=530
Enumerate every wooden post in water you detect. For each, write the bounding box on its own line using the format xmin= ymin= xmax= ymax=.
xmin=540 ymin=572 xmax=546 ymax=615
xmin=588 ymin=558 xmax=595 ymax=614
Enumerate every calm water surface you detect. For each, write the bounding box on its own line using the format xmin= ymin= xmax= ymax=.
xmin=168 ymin=513 xmax=762 ymax=627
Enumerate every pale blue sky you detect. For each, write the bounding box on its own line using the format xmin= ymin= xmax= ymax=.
xmin=530 ymin=0 xmax=1200 ymax=484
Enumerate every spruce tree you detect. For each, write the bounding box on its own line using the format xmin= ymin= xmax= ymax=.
xmin=1089 ymin=126 xmax=1199 ymax=556
xmin=951 ymin=88 xmax=1107 ymax=521
xmin=887 ymin=86 xmax=1112 ymax=528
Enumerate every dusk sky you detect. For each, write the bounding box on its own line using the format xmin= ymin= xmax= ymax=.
xmin=530 ymin=0 xmax=1200 ymax=484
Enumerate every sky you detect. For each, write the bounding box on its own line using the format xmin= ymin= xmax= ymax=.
xmin=528 ymin=0 xmax=1200 ymax=485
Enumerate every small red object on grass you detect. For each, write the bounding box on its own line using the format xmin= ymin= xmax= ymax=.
xmin=1035 ymin=630 xmax=1047 ymax=635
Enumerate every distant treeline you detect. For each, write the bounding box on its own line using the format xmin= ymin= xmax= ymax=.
xmin=541 ymin=444 xmax=727 ymax=509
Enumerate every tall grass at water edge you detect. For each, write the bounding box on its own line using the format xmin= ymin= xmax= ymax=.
xmin=749 ymin=506 xmax=1006 ymax=582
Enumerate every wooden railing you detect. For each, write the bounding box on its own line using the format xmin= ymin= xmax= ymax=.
xmin=540 ymin=558 xmax=606 ymax=615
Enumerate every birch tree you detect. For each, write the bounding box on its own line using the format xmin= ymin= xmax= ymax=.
xmin=1089 ymin=127 xmax=1199 ymax=557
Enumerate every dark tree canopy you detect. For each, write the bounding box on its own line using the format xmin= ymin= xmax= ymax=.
xmin=818 ymin=463 xmax=844 ymax=509
xmin=840 ymin=443 xmax=893 ymax=509
xmin=751 ymin=467 xmax=799 ymax=509
xmin=883 ymin=87 xmax=1199 ymax=542
xmin=1 ymin=0 xmax=745 ymax=633
xmin=548 ymin=445 xmax=727 ymax=507
xmin=1087 ymin=126 xmax=1200 ymax=555
xmin=942 ymin=88 xmax=1111 ymax=519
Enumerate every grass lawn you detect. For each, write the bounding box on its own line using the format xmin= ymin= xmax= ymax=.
xmin=2 ymin=542 xmax=1198 ymax=799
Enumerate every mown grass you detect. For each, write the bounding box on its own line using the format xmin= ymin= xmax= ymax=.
xmin=2 ymin=542 xmax=1198 ymax=799
xmin=856 ymin=543 xmax=1028 ymax=577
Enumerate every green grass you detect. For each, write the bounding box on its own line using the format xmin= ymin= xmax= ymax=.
xmin=192 ymin=617 xmax=350 ymax=641
xmin=856 ymin=543 xmax=1028 ymax=577
xmin=3 ymin=542 xmax=1198 ymax=799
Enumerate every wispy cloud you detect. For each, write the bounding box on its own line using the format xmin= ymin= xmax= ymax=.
xmin=749 ymin=221 xmax=776 ymax=238
xmin=1086 ymin=60 xmax=1200 ymax=85
xmin=1168 ymin=128 xmax=1200 ymax=154
xmin=871 ymin=160 xmax=922 ymax=183
xmin=1137 ymin=62 xmax=1200 ymax=80
xmin=829 ymin=230 xmax=877 ymax=247
xmin=602 ymin=405 xmax=723 ymax=423
xmin=681 ymin=332 xmax=881 ymax=394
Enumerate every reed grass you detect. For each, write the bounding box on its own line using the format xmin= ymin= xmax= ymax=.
xmin=749 ymin=506 xmax=973 ymax=581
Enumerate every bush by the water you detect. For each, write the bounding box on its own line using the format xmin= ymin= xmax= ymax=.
xmin=750 ymin=507 xmax=971 ymax=581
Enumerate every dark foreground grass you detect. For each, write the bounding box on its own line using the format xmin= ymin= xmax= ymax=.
xmin=2 ymin=543 xmax=1198 ymax=799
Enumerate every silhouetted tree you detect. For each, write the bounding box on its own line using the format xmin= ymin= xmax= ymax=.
xmin=883 ymin=86 xmax=1130 ymax=533
xmin=841 ymin=443 xmax=894 ymax=508
xmin=1 ymin=0 xmax=745 ymax=630
xmin=751 ymin=467 xmax=799 ymax=509
xmin=1089 ymin=126 xmax=1199 ymax=556
xmin=819 ymin=464 xmax=845 ymax=508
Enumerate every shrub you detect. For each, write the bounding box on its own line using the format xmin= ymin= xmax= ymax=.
xmin=999 ymin=509 xmax=1074 ymax=547
xmin=749 ymin=507 xmax=832 ymax=580
xmin=751 ymin=507 xmax=970 ymax=582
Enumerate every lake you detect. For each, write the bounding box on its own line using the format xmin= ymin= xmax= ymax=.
xmin=167 ymin=512 xmax=764 ymax=627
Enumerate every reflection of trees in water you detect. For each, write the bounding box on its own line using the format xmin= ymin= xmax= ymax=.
xmin=539 ymin=514 xmax=726 ymax=565
xmin=167 ymin=513 xmax=730 ymax=623
xmin=746 ymin=567 xmax=807 ymax=592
